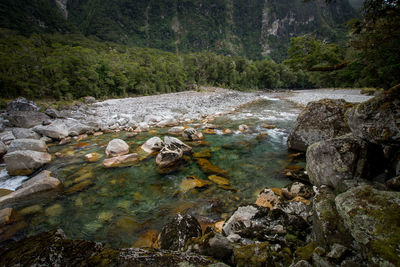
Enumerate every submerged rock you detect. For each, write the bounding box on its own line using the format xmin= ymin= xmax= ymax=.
xmin=4 ymin=150 xmax=52 ymax=176
xmin=84 ymin=152 xmax=102 ymax=162
xmin=197 ymin=158 xmax=229 ymax=178
xmin=287 ymin=99 xmax=352 ymax=152
xmin=180 ymin=176 xmax=212 ymax=193
xmin=182 ymin=128 xmax=204 ymax=141
xmin=105 ymin=138 xmax=129 ymax=157
xmin=7 ymin=139 xmax=47 ymax=153
xmin=103 ymin=153 xmax=140 ymax=168
xmin=160 ymin=213 xmax=202 ymax=251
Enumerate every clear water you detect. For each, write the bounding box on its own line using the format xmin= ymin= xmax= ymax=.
xmin=18 ymin=98 xmax=304 ymax=247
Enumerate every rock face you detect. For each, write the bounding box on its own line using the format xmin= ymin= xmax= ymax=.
xmin=346 ymin=87 xmax=400 ymax=145
xmin=7 ymin=139 xmax=47 ymax=153
xmin=4 ymin=151 xmax=52 ymax=176
xmin=141 ymin=137 xmax=164 ymax=154
xmin=0 ymin=171 xmax=61 ymax=209
xmin=288 ymin=99 xmax=351 ymax=152
xmin=12 ymin=128 xmax=41 ymax=140
xmin=7 ymin=111 xmax=51 ymax=128
xmin=306 ymin=134 xmax=368 ymax=189
xmin=105 ymin=138 xmax=129 ymax=157
xmin=335 ymin=185 xmax=400 ymax=265
xmin=0 ymin=229 xmax=219 ymax=266
xmin=103 ymin=153 xmax=139 ymax=168
xmin=7 ymin=97 xmax=39 ymax=112
xmin=160 ymin=213 xmax=202 ymax=251
xmin=182 ymin=128 xmax=204 ymax=141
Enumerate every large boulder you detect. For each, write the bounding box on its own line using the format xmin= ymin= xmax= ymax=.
xmin=155 ymin=145 xmax=183 ymax=168
xmin=4 ymin=151 xmax=52 ymax=176
xmin=140 ymin=137 xmax=164 ymax=154
xmin=34 ymin=121 xmax=69 ymax=140
xmin=335 ymin=185 xmax=400 ymax=265
xmin=7 ymin=139 xmax=47 ymax=153
xmin=164 ymin=136 xmax=192 ymax=153
xmin=346 ymin=86 xmax=400 ymax=146
xmin=306 ymin=134 xmax=377 ymax=189
xmin=160 ymin=213 xmax=202 ymax=251
xmin=288 ymin=99 xmax=351 ymax=152
xmin=182 ymin=127 xmax=204 ymax=141
xmin=0 ymin=171 xmax=61 ymax=209
xmin=105 ymin=139 xmax=129 ymax=157
xmin=0 ymin=141 xmax=6 ymax=158
xmin=6 ymin=97 xmax=39 ymax=112
xmin=11 ymin=128 xmax=41 ymax=140
xmin=6 ymin=111 xmax=51 ymax=128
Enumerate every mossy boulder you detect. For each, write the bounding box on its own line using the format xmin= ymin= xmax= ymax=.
xmin=335 ymin=185 xmax=400 ymax=266
xmin=288 ymin=99 xmax=352 ymax=152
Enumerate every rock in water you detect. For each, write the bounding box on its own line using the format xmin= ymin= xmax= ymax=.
xmin=156 ymin=145 xmax=183 ymax=168
xmin=164 ymin=136 xmax=192 ymax=153
xmin=141 ymin=137 xmax=164 ymax=154
xmin=160 ymin=213 xmax=202 ymax=251
xmin=0 ymin=171 xmax=61 ymax=209
xmin=7 ymin=97 xmax=39 ymax=112
xmin=105 ymin=138 xmax=129 ymax=157
xmin=7 ymin=139 xmax=47 ymax=153
xmin=103 ymin=153 xmax=140 ymax=168
xmin=346 ymin=86 xmax=400 ymax=146
xmin=168 ymin=126 xmax=185 ymax=136
xmin=182 ymin=128 xmax=204 ymax=141
xmin=287 ymin=99 xmax=351 ymax=152
xmin=84 ymin=152 xmax=102 ymax=162
xmin=4 ymin=151 xmax=52 ymax=176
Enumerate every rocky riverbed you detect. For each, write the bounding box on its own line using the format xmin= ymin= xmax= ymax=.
xmin=1 ymin=87 xmax=399 ymax=266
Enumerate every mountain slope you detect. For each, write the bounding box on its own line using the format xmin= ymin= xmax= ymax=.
xmin=0 ymin=0 xmax=358 ymax=61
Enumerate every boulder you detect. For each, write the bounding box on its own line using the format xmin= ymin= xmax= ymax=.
xmin=0 ymin=229 xmax=219 ymax=266
xmin=6 ymin=97 xmax=39 ymax=112
xmin=11 ymin=128 xmax=41 ymax=140
xmin=63 ymin=119 xmax=94 ymax=136
xmin=156 ymin=118 xmax=179 ymax=128
xmin=7 ymin=139 xmax=47 ymax=153
xmin=4 ymin=150 xmax=52 ymax=176
xmin=0 ymin=141 xmax=6 ymax=158
xmin=255 ymin=188 xmax=283 ymax=210
xmin=160 ymin=213 xmax=202 ymax=251
xmin=0 ymin=171 xmax=61 ymax=209
xmin=156 ymin=145 xmax=183 ymax=168
xmin=6 ymin=111 xmax=51 ymax=128
xmin=84 ymin=153 xmax=102 ymax=163
xmin=83 ymin=96 xmax=96 ymax=104
xmin=105 ymin=139 xmax=129 ymax=157
xmin=134 ymin=122 xmax=150 ymax=132
xmin=238 ymin=124 xmax=251 ymax=133
xmin=182 ymin=128 xmax=204 ymax=141
xmin=306 ymin=134 xmax=368 ymax=189
xmin=346 ymin=86 xmax=400 ymax=145
xmin=168 ymin=126 xmax=185 ymax=136
xmin=0 ymin=131 xmax=15 ymax=145
xmin=34 ymin=121 xmax=69 ymax=140
xmin=164 ymin=136 xmax=192 ymax=153
xmin=140 ymin=137 xmax=164 ymax=154
xmin=103 ymin=153 xmax=140 ymax=168
xmin=288 ymin=99 xmax=351 ymax=152
xmin=45 ymin=108 xmax=62 ymax=119
xmin=335 ymin=185 xmax=400 ymax=265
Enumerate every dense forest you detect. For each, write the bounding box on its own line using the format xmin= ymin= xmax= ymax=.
xmin=0 ymin=0 xmax=399 ymax=100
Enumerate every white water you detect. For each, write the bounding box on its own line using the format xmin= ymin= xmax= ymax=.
xmin=0 ymin=169 xmax=28 ymax=191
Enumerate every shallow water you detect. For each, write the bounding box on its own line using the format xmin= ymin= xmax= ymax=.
xmin=17 ymin=98 xmax=304 ymax=247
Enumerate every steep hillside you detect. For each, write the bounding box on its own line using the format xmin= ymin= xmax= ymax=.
xmin=0 ymin=0 xmax=357 ymax=61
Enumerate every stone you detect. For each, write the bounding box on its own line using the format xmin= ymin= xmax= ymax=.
xmin=84 ymin=152 xmax=102 ymax=162
xmin=233 ymin=242 xmax=273 ymax=266
xmin=262 ymin=124 xmax=276 ymax=129
xmin=83 ymin=96 xmax=96 ymax=104
xmin=168 ymin=126 xmax=185 ymax=136
xmin=327 ymin=243 xmax=348 ymax=260
xmin=238 ymin=124 xmax=251 ymax=133
xmin=288 ymin=99 xmax=352 ymax=152
xmin=105 ymin=138 xmax=129 ymax=157
xmin=103 ymin=153 xmax=140 ymax=168
xmin=182 ymin=128 xmax=204 ymax=141
xmin=0 ymin=229 xmax=219 ymax=266
xmin=335 ymin=185 xmax=400 ymax=265
xmin=255 ymin=188 xmax=282 ymax=210
xmin=160 ymin=213 xmax=202 ymax=251
xmin=59 ymin=137 xmax=71 ymax=145
xmin=66 ymin=180 xmax=93 ymax=195
xmin=222 ymin=205 xmax=259 ymax=237
xmin=0 ymin=208 xmax=15 ymax=225
xmin=12 ymin=128 xmax=41 ymax=140
xmin=34 ymin=122 xmax=69 ymax=140
xmin=63 ymin=119 xmax=94 ymax=136
xmin=346 ymin=86 xmax=400 ymax=145
xmin=93 ymin=131 xmax=103 ymax=136
xmin=287 ymin=182 xmax=313 ymax=199
xmin=0 ymin=141 xmax=6 ymax=158
xmin=306 ymin=134 xmax=370 ymax=189
xmin=180 ymin=176 xmax=212 ymax=193
xmin=386 ymin=176 xmax=400 ymax=191
xmin=222 ymin=129 xmax=233 ymax=135
xmin=0 ymin=131 xmax=15 ymax=145
xmin=0 ymin=171 xmax=61 ymax=209
xmin=45 ymin=203 xmax=63 ymax=217
xmin=156 ymin=145 xmax=183 ymax=168
xmin=164 ymin=136 xmax=192 ymax=153
xmin=134 ymin=122 xmax=150 ymax=132
xmin=204 ymin=129 xmax=215 ymax=134
xmin=7 ymin=97 xmax=39 ymax=112
xmin=197 ymin=158 xmax=229 ymax=178
xmin=4 ymin=150 xmax=52 ymax=176
xmin=193 ymin=149 xmax=212 ymax=159
xmin=19 ymin=205 xmax=43 ymax=216
xmin=6 ymin=111 xmax=51 ymax=128
xmin=156 ymin=118 xmax=179 ymax=128
xmin=7 ymin=139 xmax=47 ymax=153
xmin=208 ymin=175 xmax=230 ymax=186
xmin=141 ymin=137 xmax=164 ymax=154
xmin=45 ymin=108 xmax=62 ymax=118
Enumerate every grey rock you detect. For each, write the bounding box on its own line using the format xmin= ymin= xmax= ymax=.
xmin=45 ymin=108 xmax=62 ymax=119
xmin=4 ymin=150 xmax=52 ymax=176
xmin=7 ymin=97 xmax=39 ymax=112
xmin=12 ymin=128 xmax=40 ymax=140
xmin=7 ymin=139 xmax=47 ymax=153
xmin=105 ymin=139 xmax=129 ymax=157
xmin=0 ymin=171 xmax=61 ymax=209
xmin=0 ymin=131 xmax=15 ymax=145
xmin=83 ymin=96 xmax=96 ymax=104
xmin=164 ymin=136 xmax=192 ymax=153
xmin=34 ymin=121 xmax=69 ymax=140
xmin=168 ymin=126 xmax=185 ymax=136
xmin=156 ymin=145 xmax=183 ymax=168
xmin=327 ymin=243 xmax=348 ymax=260
xmin=141 ymin=137 xmax=164 ymax=154
xmin=182 ymin=128 xmax=204 ymax=141
xmin=6 ymin=111 xmax=50 ymax=128
xmin=288 ymin=99 xmax=351 ymax=152
xmin=160 ymin=213 xmax=202 ymax=251
xmin=346 ymin=87 xmax=400 ymax=145
xmin=63 ymin=119 xmax=93 ymax=136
